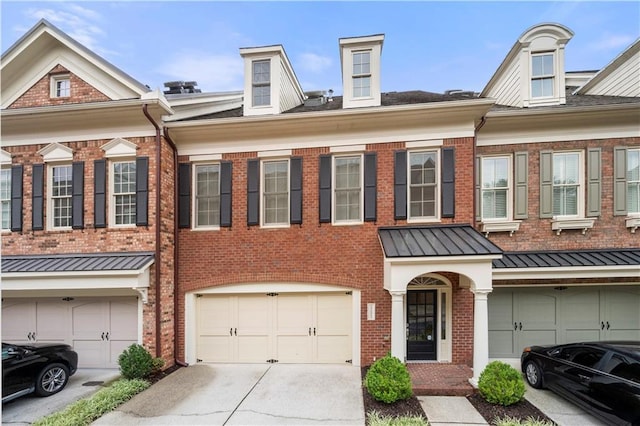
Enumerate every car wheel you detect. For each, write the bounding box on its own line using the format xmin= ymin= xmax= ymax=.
xmin=35 ymin=363 xmax=69 ymax=397
xmin=524 ymin=361 xmax=544 ymax=389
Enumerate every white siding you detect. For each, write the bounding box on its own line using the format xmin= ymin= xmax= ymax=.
xmin=486 ymin=59 xmax=522 ymax=107
xmin=278 ymin=60 xmax=303 ymax=113
xmin=584 ymin=49 xmax=640 ymax=97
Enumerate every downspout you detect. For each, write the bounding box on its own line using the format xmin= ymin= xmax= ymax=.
xmin=142 ymin=104 xmax=163 ymax=359
xmin=163 ymin=126 xmax=188 ymax=367
xmin=473 ymin=116 xmax=487 ymax=228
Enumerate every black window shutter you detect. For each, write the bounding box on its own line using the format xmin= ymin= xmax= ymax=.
xmin=136 ymin=157 xmax=149 ymax=226
xmin=441 ymin=147 xmax=455 ymax=218
xmin=220 ymin=161 xmax=233 ymax=227
xmin=247 ymin=159 xmax=259 ymax=226
xmin=364 ymin=152 xmax=377 ymax=222
xmin=394 ymin=150 xmax=407 ymax=220
xmin=94 ymin=159 xmax=106 ymax=228
xmin=290 ymin=157 xmax=303 ymax=225
xmin=178 ymin=163 xmax=191 ymax=228
xmin=32 ymin=164 xmax=44 ymax=231
xmin=319 ymin=155 xmax=332 ymax=223
xmin=10 ymin=165 xmax=23 ymax=232
xmin=72 ymin=161 xmax=84 ymax=229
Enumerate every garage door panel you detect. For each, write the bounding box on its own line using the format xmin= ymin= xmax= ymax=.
xmin=73 ymin=339 xmax=105 ymax=368
xmin=108 ymin=339 xmax=135 ymax=368
xmin=565 ymin=329 xmax=601 ymax=343
xmin=109 ymin=300 xmax=138 ymax=340
xmin=520 ymin=330 xmax=557 ymax=349
xmin=316 ymin=336 xmax=350 ymax=363
xmin=276 ymin=336 xmax=312 ymax=363
xmin=604 ymin=289 xmax=640 ymax=340
xmin=316 ymin=294 xmax=351 ymax=335
xmin=518 ymin=293 xmax=557 ymax=329
xmin=2 ymin=301 xmax=36 ymax=343
xmin=275 ymin=295 xmax=312 ymax=335
xmin=35 ymin=302 xmax=69 ymax=342
xmin=489 ymin=330 xmax=515 ymax=357
xmin=199 ymin=336 xmax=233 ymax=362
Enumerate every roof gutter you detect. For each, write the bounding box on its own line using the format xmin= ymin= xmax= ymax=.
xmin=142 ymin=104 xmax=163 ymax=359
xmin=163 ymin=126 xmax=188 ymax=368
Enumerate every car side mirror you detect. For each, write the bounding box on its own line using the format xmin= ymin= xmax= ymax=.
xmin=6 ymin=347 xmax=24 ymax=359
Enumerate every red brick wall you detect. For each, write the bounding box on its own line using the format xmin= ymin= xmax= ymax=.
xmin=8 ymin=65 xmax=110 ymax=109
xmin=2 ymin=135 xmax=176 ymax=364
xmin=177 ymin=138 xmax=477 ymax=366
xmin=477 ymin=137 xmax=640 ymax=251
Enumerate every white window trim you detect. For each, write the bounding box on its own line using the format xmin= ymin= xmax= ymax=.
xmin=352 ymin=50 xmax=373 ymax=100
xmin=192 ymin=162 xmax=221 ymax=231
xmin=251 ymin=58 xmax=272 ymax=108
xmin=407 ymin=149 xmax=441 ymax=223
xmin=1 ymin=166 xmax=11 ymax=232
xmin=332 ymin=153 xmax=364 ymax=226
xmin=530 ymin=52 xmax=555 ymax=100
xmin=626 ymin=148 xmax=640 ymax=217
xmin=109 ymin=158 xmax=136 ymax=228
xmin=260 ymin=158 xmax=290 ymax=228
xmin=480 ymin=155 xmax=513 ymax=223
xmin=50 ymin=74 xmax=70 ymax=98
xmin=552 ymin=150 xmax=584 ymax=220
xmin=46 ymin=163 xmax=73 ymax=231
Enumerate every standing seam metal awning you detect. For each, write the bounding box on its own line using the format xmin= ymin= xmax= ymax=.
xmin=1 ymin=252 xmax=155 ymax=273
xmin=378 ymin=224 xmax=503 ymax=258
xmin=493 ymin=249 xmax=640 ymax=269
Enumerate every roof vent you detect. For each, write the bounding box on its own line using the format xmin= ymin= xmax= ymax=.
xmin=444 ymin=89 xmax=478 ymax=97
xmin=303 ymin=90 xmax=327 ymax=107
xmin=163 ymin=81 xmax=202 ymax=95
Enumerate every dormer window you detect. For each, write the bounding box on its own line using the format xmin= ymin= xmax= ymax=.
xmin=352 ymin=51 xmax=371 ymax=98
xmin=51 ymin=74 xmax=70 ymax=98
xmin=252 ymin=60 xmax=271 ymax=107
xmin=531 ymin=53 xmax=554 ymax=98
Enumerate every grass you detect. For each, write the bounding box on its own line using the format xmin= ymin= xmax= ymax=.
xmin=367 ymin=410 xmax=429 ymax=426
xmin=494 ymin=415 xmax=555 ymax=426
xmin=33 ymin=378 xmax=150 ymax=426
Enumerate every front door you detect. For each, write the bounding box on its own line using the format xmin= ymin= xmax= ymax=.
xmin=407 ymin=290 xmax=437 ymax=360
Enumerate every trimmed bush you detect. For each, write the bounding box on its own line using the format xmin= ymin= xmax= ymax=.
xmin=364 ymin=354 xmax=413 ymax=404
xmin=118 ymin=344 xmax=156 ymax=379
xmin=478 ymin=361 xmax=525 ymax=406
xmin=494 ymin=416 xmax=554 ymax=426
xmin=367 ymin=411 xmax=427 ymax=426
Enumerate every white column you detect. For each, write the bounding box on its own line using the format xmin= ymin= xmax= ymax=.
xmin=390 ymin=291 xmax=406 ymax=361
xmin=471 ymin=289 xmax=491 ymax=387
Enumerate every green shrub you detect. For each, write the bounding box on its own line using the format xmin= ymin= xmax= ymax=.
xmin=494 ymin=415 xmax=554 ymax=426
xmin=118 ymin=344 xmax=156 ymax=379
xmin=364 ymin=354 xmax=413 ymax=404
xmin=34 ymin=379 xmax=149 ymax=426
xmin=151 ymin=356 xmax=165 ymax=374
xmin=367 ymin=410 xmax=427 ymax=426
xmin=478 ymin=361 xmax=525 ymax=406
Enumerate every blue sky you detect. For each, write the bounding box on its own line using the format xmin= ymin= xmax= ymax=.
xmin=2 ymin=1 xmax=639 ymax=95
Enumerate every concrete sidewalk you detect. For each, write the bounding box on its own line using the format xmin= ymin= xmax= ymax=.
xmin=93 ymin=364 xmax=364 ymax=425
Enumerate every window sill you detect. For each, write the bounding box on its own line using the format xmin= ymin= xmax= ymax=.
xmin=551 ymin=217 xmax=595 ymax=235
xmin=481 ymin=221 xmax=521 ymax=237
xmin=192 ymin=226 xmax=221 ymax=232
xmin=626 ymin=216 xmax=640 ymax=233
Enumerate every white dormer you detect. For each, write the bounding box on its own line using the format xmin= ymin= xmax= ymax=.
xmin=482 ymin=23 xmax=573 ymax=108
xmin=240 ymin=45 xmax=305 ymax=116
xmin=339 ymin=34 xmax=384 ymax=109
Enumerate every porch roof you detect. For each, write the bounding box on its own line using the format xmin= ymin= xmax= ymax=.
xmin=1 ymin=252 xmax=155 ymax=273
xmin=494 ymin=249 xmax=640 ymax=269
xmin=378 ymin=225 xmax=503 ymax=258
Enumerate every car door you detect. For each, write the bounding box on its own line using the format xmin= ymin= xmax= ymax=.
xmin=547 ymin=345 xmax=607 ymax=411
xmin=2 ymin=344 xmax=34 ymax=398
xmin=590 ymin=352 xmax=640 ymax=425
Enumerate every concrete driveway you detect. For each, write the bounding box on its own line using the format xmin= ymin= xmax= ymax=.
xmin=94 ymin=363 xmax=364 ymax=425
xmin=2 ymin=369 xmax=121 ymax=425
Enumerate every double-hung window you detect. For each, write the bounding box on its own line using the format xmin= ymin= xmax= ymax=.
xmin=409 ymin=151 xmax=438 ymax=220
xmin=481 ymin=157 xmax=510 ymax=221
xmin=50 ymin=164 xmax=73 ymax=228
xmin=51 ymin=75 xmax=70 ymax=98
xmin=112 ymin=160 xmax=136 ymax=226
xmin=531 ymin=53 xmax=554 ymax=98
xmin=0 ymin=168 xmax=10 ymax=231
xmin=252 ymin=60 xmax=271 ymax=106
xmin=334 ymin=155 xmax=362 ymax=223
xmin=262 ymin=159 xmax=289 ymax=226
xmin=552 ymin=152 xmax=581 ymax=217
xmin=627 ymin=149 xmax=640 ymax=215
xmin=352 ymin=51 xmax=371 ymax=98
xmin=195 ymin=164 xmax=220 ymax=228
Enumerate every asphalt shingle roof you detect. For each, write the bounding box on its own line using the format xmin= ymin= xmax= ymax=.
xmin=1 ymin=252 xmax=155 ymax=273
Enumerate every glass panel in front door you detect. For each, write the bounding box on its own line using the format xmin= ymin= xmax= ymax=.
xmin=407 ymin=290 xmax=437 ymax=360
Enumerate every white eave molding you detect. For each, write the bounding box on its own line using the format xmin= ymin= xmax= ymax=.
xmin=493 ymin=265 xmax=640 ymax=280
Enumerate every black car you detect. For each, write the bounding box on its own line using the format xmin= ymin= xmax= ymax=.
xmin=2 ymin=342 xmax=78 ymax=403
xmin=521 ymin=341 xmax=640 ymax=426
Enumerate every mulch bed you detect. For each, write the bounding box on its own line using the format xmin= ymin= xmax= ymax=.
xmin=147 ymin=363 xmax=182 ymax=385
xmin=467 ymin=392 xmax=555 ymax=425
xmin=361 ymin=367 xmax=555 ymax=425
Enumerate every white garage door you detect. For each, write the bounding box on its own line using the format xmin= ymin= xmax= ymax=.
xmin=488 ymin=286 xmax=640 ymax=357
xmin=196 ymin=292 xmax=352 ymax=364
xmin=2 ymin=297 xmax=138 ymax=368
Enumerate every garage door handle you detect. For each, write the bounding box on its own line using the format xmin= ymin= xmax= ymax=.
xmin=519 ymin=322 xmax=522 ymax=331
xmin=101 ymin=332 xmax=105 ymax=340
xmin=606 ymin=321 xmax=610 ymax=330
xmin=234 ymin=328 xmax=237 ymax=336
xmin=601 ymin=321 xmax=605 ymax=330
xmin=230 ymin=328 xmax=233 ymax=336
xmin=105 ymin=332 xmax=110 ymax=341
xmin=309 ymin=327 xmax=311 ymax=336
xmin=313 ymin=327 xmax=316 ymax=336
xmin=514 ymin=322 xmax=517 ymax=330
